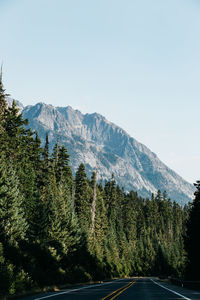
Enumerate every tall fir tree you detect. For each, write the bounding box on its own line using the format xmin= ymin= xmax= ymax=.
xmin=75 ymin=163 xmax=92 ymax=232
xmin=0 ymin=158 xmax=28 ymax=245
xmin=185 ymin=181 xmax=200 ymax=279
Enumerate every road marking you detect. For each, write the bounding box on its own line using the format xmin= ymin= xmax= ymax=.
xmin=151 ymin=279 xmax=191 ymax=300
xmin=101 ymin=282 xmax=131 ymax=300
xmin=101 ymin=284 xmax=127 ymax=300
xmin=33 ymin=279 xmax=124 ymax=300
xmin=101 ymin=279 xmax=136 ymax=300
xmin=110 ymin=280 xmax=136 ymax=300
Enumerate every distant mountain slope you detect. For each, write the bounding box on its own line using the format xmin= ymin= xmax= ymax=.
xmin=7 ymin=98 xmax=194 ymax=204
xmin=16 ymin=101 xmax=193 ymax=205
xmin=6 ymin=97 xmax=24 ymax=111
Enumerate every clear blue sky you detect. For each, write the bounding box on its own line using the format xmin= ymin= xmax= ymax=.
xmin=1 ymin=0 xmax=200 ymax=183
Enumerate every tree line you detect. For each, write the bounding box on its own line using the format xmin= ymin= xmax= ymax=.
xmin=0 ymin=76 xmax=199 ymax=297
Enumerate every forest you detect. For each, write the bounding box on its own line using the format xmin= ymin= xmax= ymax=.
xmin=0 ymin=77 xmax=199 ymax=297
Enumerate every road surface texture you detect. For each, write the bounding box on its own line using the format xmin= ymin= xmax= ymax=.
xmin=20 ymin=278 xmax=200 ymax=300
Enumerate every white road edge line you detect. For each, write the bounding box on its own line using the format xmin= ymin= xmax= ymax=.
xmin=151 ymin=279 xmax=191 ymax=300
xmin=33 ymin=279 xmax=124 ymax=300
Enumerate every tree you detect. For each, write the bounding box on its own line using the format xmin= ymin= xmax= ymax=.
xmin=0 ymin=72 xmax=189 ymax=291
xmin=185 ymin=181 xmax=200 ymax=279
xmin=75 ymin=164 xmax=92 ymax=232
xmin=53 ymin=143 xmax=73 ymax=191
xmin=0 ymin=70 xmax=8 ymax=135
xmin=0 ymin=158 xmax=28 ymax=245
xmin=90 ymin=172 xmax=97 ymax=235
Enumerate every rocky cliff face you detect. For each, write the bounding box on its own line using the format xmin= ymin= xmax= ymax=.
xmin=13 ymin=100 xmax=194 ymax=205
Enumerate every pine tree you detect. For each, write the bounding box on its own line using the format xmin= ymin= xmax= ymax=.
xmin=56 ymin=145 xmax=73 ymax=191
xmin=41 ymin=133 xmax=52 ymax=193
xmin=28 ymin=195 xmax=49 ymax=244
xmin=0 ymin=158 xmax=28 ymax=245
xmin=88 ymin=173 xmax=108 ymax=261
xmin=31 ymin=132 xmax=43 ymax=189
xmin=0 ymin=70 xmax=8 ymax=135
xmin=4 ymin=100 xmax=28 ymax=138
xmin=185 ymin=181 xmax=200 ymax=279
xmin=0 ymin=73 xmax=189 ymax=289
xmin=43 ymin=133 xmax=49 ymax=163
xmin=75 ymin=163 xmax=92 ymax=232
xmin=90 ymin=172 xmax=97 ymax=235
xmin=56 ymin=176 xmax=80 ymax=253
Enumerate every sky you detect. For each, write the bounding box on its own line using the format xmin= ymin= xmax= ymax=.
xmin=0 ymin=0 xmax=200 ymax=183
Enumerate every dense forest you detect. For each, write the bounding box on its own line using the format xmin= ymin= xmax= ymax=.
xmin=0 ymin=76 xmax=199 ymax=297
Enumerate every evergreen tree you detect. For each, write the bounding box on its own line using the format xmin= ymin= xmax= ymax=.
xmin=43 ymin=133 xmax=50 ymax=164
xmin=0 ymin=158 xmax=28 ymax=245
xmin=0 ymin=71 xmax=7 ymax=135
xmin=41 ymin=133 xmax=50 ymax=184
xmin=56 ymin=176 xmax=80 ymax=253
xmin=88 ymin=173 xmax=108 ymax=262
xmin=75 ymin=163 xmax=92 ymax=232
xmin=0 ymin=74 xmax=190 ymax=294
xmin=57 ymin=145 xmax=73 ymax=191
xmin=90 ymin=172 xmax=97 ymax=235
xmin=4 ymin=100 xmax=28 ymax=139
xmin=185 ymin=181 xmax=200 ymax=279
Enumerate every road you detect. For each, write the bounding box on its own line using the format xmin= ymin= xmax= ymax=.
xmin=21 ymin=278 xmax=200 ymax=300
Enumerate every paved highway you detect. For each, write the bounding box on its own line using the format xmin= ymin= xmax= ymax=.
xmin=21 ymin=278 xmax=200 ymax=299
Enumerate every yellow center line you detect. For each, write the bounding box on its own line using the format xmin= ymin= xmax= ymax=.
xmin=101 ymin=279 xmax=136 ymax=300
xmin=110 ymin=280 xmax=136 ymax=299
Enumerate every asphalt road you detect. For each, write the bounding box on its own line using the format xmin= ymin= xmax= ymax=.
xmin=21 ymin=278 xmax=200 ymax=300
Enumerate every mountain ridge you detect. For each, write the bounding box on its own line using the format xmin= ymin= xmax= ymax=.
xmin=7 ymin=99 xmax=195 ymax=205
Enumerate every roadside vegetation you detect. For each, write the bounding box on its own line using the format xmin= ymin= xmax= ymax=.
xmin=0 ymin=76 xmax=199 ymax=297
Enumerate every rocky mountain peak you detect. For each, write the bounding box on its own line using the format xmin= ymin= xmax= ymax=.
xmin=17 ymin=101 xmax=195 ymax=205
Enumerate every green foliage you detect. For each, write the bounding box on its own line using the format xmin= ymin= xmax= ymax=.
xmin=185 ymin=181 xmax=200 ymax=279
xmin=75 ymin=163 xmax=92 ymax=231
xmin=0 ymin=242 xmax=12 ymax=295
xmin=0 ymin=75 xmax=190 ymax=296
xmin=0 ymin=158 xmax=28 ymax=244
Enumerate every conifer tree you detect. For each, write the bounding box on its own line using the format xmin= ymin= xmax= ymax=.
xmin=43 ymin=133 xmax=49 ymax=162
xmin=90 ymin=172 xmax=97 ymax=235
xmin=0 ymin=159 xmax=28 ymax=244
xmin=31 ymin=132 xmax=43 ymax=189
xmin=41 ymin=133 xmax=52 ymax=194
xmin=88 ymin=173 xmax=108 ymax=261
xmin=75 ymin=163 xmax=92 ymax=231
xmin=4 ymin=100 xmax=28 ymax=138
xmin=56 ymin=176 xmax=80 ymax=253
xmin=57 ymin=145 xmax=73 ymax=190
xmin=28 ymin=195 xmax=49 ymax=244
xmin=185 ymin=181 xmax=200 ymax=279
xmin=0 ymin=72 xmax=190 ymax=291
xmin=0 ymin=71 xmax=7 ymax=135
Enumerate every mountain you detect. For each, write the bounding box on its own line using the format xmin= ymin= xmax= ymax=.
xmin=6 ymin=97 xmax=24 ymax=111
xmin=8 ymin=99 xmax=195 ymax=205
